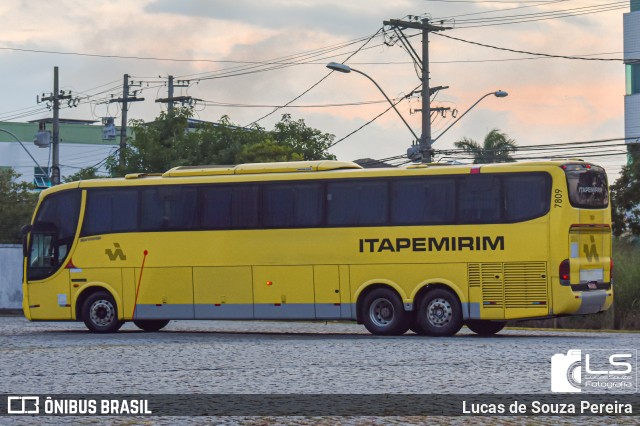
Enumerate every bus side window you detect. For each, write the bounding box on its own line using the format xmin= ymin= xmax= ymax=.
xmin=391 ymin=178 xmax=455 ymax=225
xmin=201 ymin=185 xmax=259 ymax=229
xmin=141 ymin=187 xmax=197 ymax=231
xmin=457 ymin=176 xmax=501 ymax=224
xmin=504 ymin=174 xmax=550 ymax=222
xmin=82 ymin=189 xmax=138 ymax=236
xmin=327 ymin=181 xmax=387 ymax=226
xmin=263 ymin=183 xmax=323 ymax=228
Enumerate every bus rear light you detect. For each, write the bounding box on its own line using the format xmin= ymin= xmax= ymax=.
xmin=470 ymin=166 xmax=481 ymax=174
xmin=559 ymin=259 xmax=570 ymax=285
xmin=610 ymin=258 xmax=614 ymax=284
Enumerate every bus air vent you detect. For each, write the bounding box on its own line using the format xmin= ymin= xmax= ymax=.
xmin=162 ymin=161 xmax=362 ymax=177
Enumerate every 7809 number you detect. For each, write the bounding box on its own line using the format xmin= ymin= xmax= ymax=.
xmin=554 ymin=188 xmax=563 ymax=208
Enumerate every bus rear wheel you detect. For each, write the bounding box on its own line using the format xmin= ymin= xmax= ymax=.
xmin=362 ymin=288 xmax=410 ymax=336
xmin=82 ymin=290 xmax=123 ymax=333
xmin=466 ymin=320 xmax=506 ymax=336
xmin=134 ymin=320 xmax=170 ymax=332
xmin=416 ymin=288 xmax=463 ymax=337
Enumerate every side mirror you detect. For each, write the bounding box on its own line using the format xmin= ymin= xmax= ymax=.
xmin=21 ymin=225 xmax=32 ymax=257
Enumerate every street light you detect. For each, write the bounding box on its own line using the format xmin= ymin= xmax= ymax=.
xmin=326 ymin=62 xmax=419 ymax=142
xmin=433 ymin=90 xmax=508 ymax=142
xmin=0 ymin=128 xmax=49 ymax=184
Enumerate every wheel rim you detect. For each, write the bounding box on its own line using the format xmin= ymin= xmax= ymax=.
xmin=89 ymin=299 xmax=115 ymax=327
xmin=426 ymin=297 xmax=453 ymax=327
xmin=369 ymin=297 xmax=395 ymax=327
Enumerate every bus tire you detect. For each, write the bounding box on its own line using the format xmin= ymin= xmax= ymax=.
xmin=361 ymin=288 xmax=410 ymax=336
xmin=466 ymin=320 xmax=506 ymax=336
xmin=416 ymin=288 xmax=463 ymax=337
xmin=81 ymin=290 xmax=123 ymax=333
xmin=134 ymin=320 xmax=170 ymax=332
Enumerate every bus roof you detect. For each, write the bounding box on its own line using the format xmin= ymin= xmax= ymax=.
xmin=41 ymin=159 xmax=601 ymax=195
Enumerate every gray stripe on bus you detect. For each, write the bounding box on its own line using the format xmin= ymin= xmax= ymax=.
xmin=135 ymin=303 xmax=358 ymax=320
xmin=134 ymin=304 xmax=195 ymax=320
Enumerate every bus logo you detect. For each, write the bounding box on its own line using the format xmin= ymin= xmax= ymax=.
xmin=105 ymin=243 xmax=127 ymax=261
xmin=583 ymin=236 xmax=599 ymax=262
xmin=7 ymin=396 xmax=40 ymax=414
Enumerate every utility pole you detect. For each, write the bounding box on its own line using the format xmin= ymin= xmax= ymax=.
xmin=38 ymin=66 xmax=71 ymax=185
xmin=109 ymin=74 xmax=144 ymax=168
xmin=155 ymin=76 xmax=195 ymax=112
xmin=383 ymin=18 xmax=450 ymax=163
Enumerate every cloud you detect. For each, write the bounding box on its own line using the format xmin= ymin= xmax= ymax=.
xmin=145 ymin=0 xmax=411 ymax=36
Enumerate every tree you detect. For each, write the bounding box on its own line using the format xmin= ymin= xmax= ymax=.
xmin=0 ymin=169 xmax=38 ymax=244
xmin=454 ymin=129 xmax=518 ymax=164
xmin=272 ymin=114 xmax=336 ymax=161
xmin=611 ymin=145 xmax=640 ymax=236
xmin=105 ymin=109 xmax=336 ymax=177
xmin=63 ymin=167 xmax=102 ymax=183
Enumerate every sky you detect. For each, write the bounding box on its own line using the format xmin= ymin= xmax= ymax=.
xmin=0 ymin=0 xmax=629 ymax=179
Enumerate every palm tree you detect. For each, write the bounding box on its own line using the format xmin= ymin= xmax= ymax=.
xmin=454 ymin=129 xmax=518 ymax=164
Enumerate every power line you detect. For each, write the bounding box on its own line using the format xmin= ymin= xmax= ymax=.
xmin=433 ymin=32 xmax=623 ymax=61
xmin=245 ymin=28 xmax=384 ymax=127
xmin=448 ymin=1 xmax=625 ymax=23
xmin=329 ymin=84 xmax=422 ymax=149
xmin=199 ymin=99 xmax=389 ymax=109
xmin=432 ymin=0 xmax=568 ymax=21
xmin=441 ymin=1 xmax=626 ymax=28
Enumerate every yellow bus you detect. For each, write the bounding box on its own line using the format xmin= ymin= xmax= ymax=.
xmin=21 ymin=159 xmax=612 ymax=336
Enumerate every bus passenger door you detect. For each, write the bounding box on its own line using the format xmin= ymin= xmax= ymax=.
xmin=25 ymin=224 xmax=72 ymax=320
xmin=313 ymin=265 xmax=342 ymax=319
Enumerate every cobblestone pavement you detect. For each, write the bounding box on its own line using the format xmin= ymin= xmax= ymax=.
xmin=1 ymin=316 xmax=638 ymax=424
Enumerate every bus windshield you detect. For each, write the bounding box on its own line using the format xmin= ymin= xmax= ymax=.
xmin=565 ymin=165 xmax=609 ymax=209
xmin=27 ymin=190 xmax=81 ymax=280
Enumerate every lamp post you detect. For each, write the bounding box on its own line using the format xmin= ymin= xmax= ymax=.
xmin=0 ymin=128 xmax=49 ymax=180
xmin=433 ymin=90 xmax=508 ymax=143
xmin=326 ymin=62 xmax=419 ymax=142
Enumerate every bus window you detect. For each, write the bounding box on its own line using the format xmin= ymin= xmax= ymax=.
xmin=504 ymin=174 xmax=550 ymax=222
xmin=141 ymin=186 xmax=198 ymax=231
xmin=82 ymin=189 xmax=138 ymax=236
xmin=263 ymin=183 xmax=323 ymax=228
xmin=327 ymin=180 xmax=388 ymax=226
xmin=201 ymin=185 xmax=259 ymax=229
xmin=565 ymin=166 xmax=609 ymax=208
xmin=391 ymin=178 xmax=455 ymax=225
xmin=457 ymin=176 xmax=501 ymax=224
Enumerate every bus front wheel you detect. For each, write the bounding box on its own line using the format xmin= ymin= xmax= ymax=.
xmin=134 ymin=320 xmax=170 ymax=332
xmin=466 ymin=320 xmax=506 ymax=336
xmin=416 ymin=288 xmax=463 ymax=337
xmin=81 ymin=290 xmax=123 ymax=333
xmin=362 ymin=288 xmax=410 ymax=336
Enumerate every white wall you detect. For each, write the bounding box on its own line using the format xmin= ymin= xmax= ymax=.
xmin=0 ymin=142 xmax=113 ymax=183
xmin=0 ymin=244 xmax=23 ymax=309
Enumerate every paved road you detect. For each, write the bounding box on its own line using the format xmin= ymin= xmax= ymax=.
xmin=1 ymin=317 xmax=638 ymax=424
xmin=1 ymin=316 xmax=638 ymax=394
